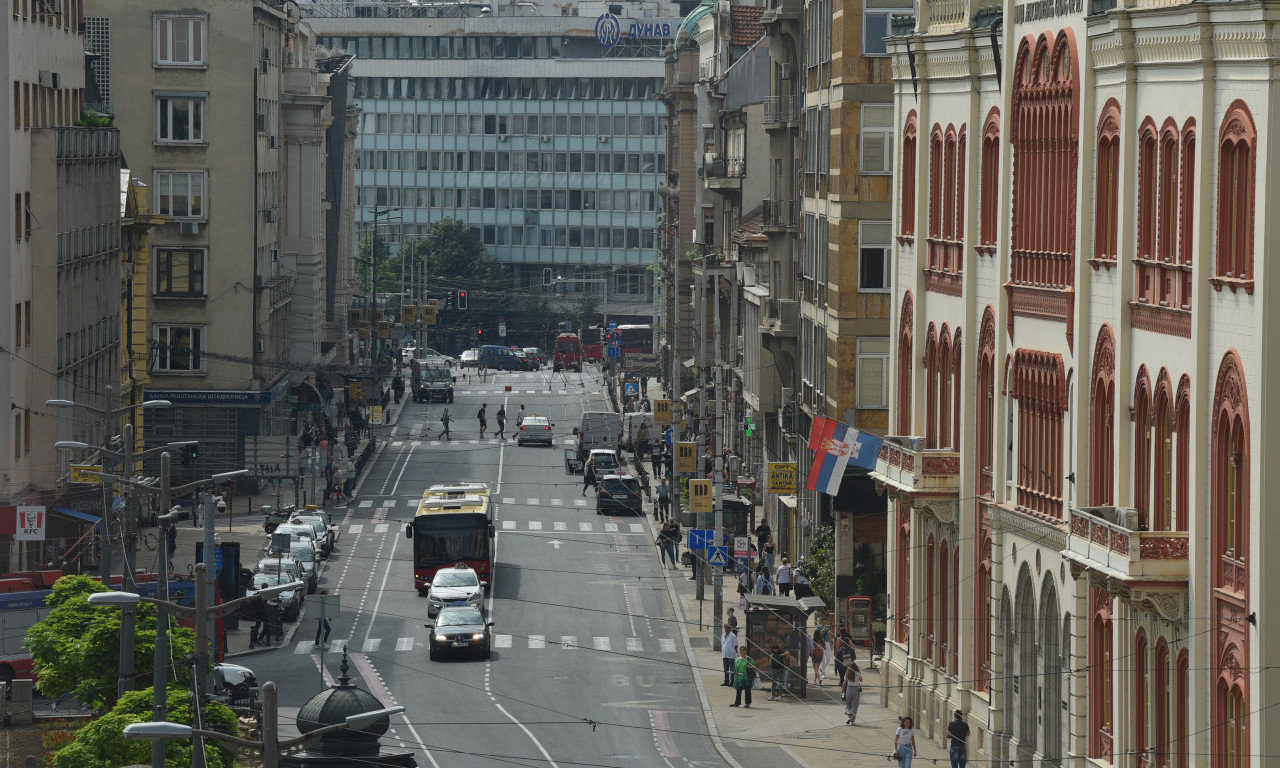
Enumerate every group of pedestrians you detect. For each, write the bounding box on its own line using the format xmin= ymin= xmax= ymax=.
xmin=656 ymin=520 xmax=682 ymax=568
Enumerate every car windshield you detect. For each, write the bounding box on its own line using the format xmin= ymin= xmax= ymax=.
xmin=434 ymin=571 xmax=479 ymax=588
xmin=525 ymin=418 xmax=548 ymax=427
xmin=289 ymin=543 xmax=314 ymax=559
xmin=601 ymin=478 xmax=639 ymax=495
xmin=593 ymin=454 xmax=618 ymax=469
xmin=436 ymin=608 xmax=484 ymax=627
xmin=252 ymin=573 xmax=291 ymax=589
xmin=276 ymin=525 xmax=312 ymax=538
xmin=427 ymin=369 xmax=451 ymax=382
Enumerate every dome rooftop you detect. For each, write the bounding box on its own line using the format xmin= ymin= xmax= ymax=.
xmin=295 ymin=649 xmax=391 ymax=755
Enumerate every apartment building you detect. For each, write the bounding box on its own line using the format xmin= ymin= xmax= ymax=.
xmin=85 ymin=0 xmax=350 ymax=484
xmin=879 ymin=2 xmax=1279 ymax=765
xmin=304 ymin=0 xmax=678 ymax=342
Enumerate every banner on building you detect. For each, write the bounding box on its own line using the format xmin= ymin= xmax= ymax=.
xmin=767 ymin=462 xmax=797 ymax=494
xmin=805 ymin=418 xmax=884 ymax=495
xmin=675 ymin=442 xmax=698 ymax=474
xmin=689 ymin=479 xmax=712 ymax=513
xmin=15 ymin=506 xmax=46 ymax=541
xmin=70 ymin=465 xmax=103 ymax=484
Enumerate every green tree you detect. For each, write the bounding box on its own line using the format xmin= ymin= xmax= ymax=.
xmin=356 ymin=231 xmax=399 ymax=295
xmin=802 ymin=524 xmax=836 ymax=610
xmin=26 ymin=575 xmax=196 ymax=710
xmin=52 ymin=687 xmax=238 ymax=768
xmin=570 ymin=291 xmax=601 ymax=338
xmin=420 ymin=218 xmax=511 ymax=305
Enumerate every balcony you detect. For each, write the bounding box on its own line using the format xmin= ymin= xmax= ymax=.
xmin=1065 ymin=506 xmax=1190 ymax=584
xmin=760 ymin=0 xmax=801 ymax=25
xmin=704 ymin=155 xmax=744 ymax=193
xmin=760 ymin=298 xmax=797 ymax=338
xmin=763 ymin=95 xmax=799 ymax=131
xmin=871 ymin=436 xmax=961 ymax=502
xmin=762 ymin=198 xmax=798 ymax=231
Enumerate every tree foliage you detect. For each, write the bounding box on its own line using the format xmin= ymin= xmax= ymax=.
xmin=800 ymin=524 xmax=836 ymax=610
xmin=26 ymin=575 xmax=196 ymax=710
xmin=52 ymin=687 xmax=238 ymax=768
xmin=419 ymin=217 xmax=509 ymax=293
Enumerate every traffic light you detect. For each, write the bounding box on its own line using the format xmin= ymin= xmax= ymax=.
xmin=543 ymin=268 xmax=552 ymax=286
xmin=477 ymin=327 xmax=485 ymax=340
xmin=457 ymin=290 xmax=469 ymax=310
xmin=445 ymin=292 xmax=454 ymax=310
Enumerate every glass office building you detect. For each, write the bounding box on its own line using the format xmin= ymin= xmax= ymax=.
xmin=306 ymin=4 xmax=679 ymax=314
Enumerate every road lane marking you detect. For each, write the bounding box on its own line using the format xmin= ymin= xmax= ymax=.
xmin=494 ymin=634 xmax=512 ymax=648
xmin=658 ymin=639 xmax=677 ymax=653
xmin=374 ymin=524 xmax=389 ymax=533
xmin=503 ymin=497 xmax=515 ymax=504
xmin=630 ymin=523 xmax=644 ymax=533
xmin=396 ymin=637 xmax=414 ymax=651
xmin=528 ymin=521 xmax=542 ymax=530
xmin=593 ymin=637 xmax=611 ymax=651
xmin=579 ymin=522 xmax=593 ymax=532
xmin=626 ymin=637 xmax=643 ymax=652
xmin=391 ymin=441 xmax=404 ymax=448
xmin=550 ymin=498 xmax=563 ymax=506
xmin=527 ymin=498 xmax=540 ymax=505
xmin=310 ymin=655 xmax=336 ymax=686
xmin=295 ymin=641 xmax=315 ymax=655
xmin=605 ymin=523 xmax=619 ymax=532
xmin=574 ymin=499 xmax=587 ymax=507
xmin=560 ymin=635 xmax=577 ymax=649
xmin=348 ymin=524 xmax=364 ymax=535
xmin=503 ymin=520 xmax=516 ymax=530
xmin=528 ymin=635 xmax=546 ymax=648
xmin=363 ymin=638 xmax=382 ymax=653
xmin=553 ymin=521 xmax=567 ymax=531
xmin=359 ymin=500 xmax=374 ymax=508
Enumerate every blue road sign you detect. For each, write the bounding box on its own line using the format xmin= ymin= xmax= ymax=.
xmin=686 ymin=529 xmax=713 ymax=550
xmin=707 ymin=547 xmax=728 ymax=567
xmin=623 ymin=382 xmax=638 ymax=396
xmin=606 ymin=342 xmax=622 ymax=358
xmin=664 ymin=427 xmax=673 ymax=445
xmin=608 ymin=320 xmax=618 ymax=331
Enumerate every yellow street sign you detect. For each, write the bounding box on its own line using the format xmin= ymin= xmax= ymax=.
xmin=690 ymin=479 xmax=712 ymax=512
xmin=401 ymin=305 xmax=417 ymax=324
xmin=653 ymin=399 xmax=672 ymax=425
xmin=675 ymin=442 xmax=698 ymax=474
xmin=767 ymin=462 xmax=797 ymax=494
xmin=70 ymin=464 xmax=102 ymax=484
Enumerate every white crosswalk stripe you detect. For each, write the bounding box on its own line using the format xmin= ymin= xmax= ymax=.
xmin=659 ymin=639 xmax=677 ymax=653
xmin=554 ymin=521 xmax=567 ymax=531
xmin=348 ymin=524 xmax=364 ymax=535
xmin=560 ymin=635 xmax=577 ymax=649
xmin=527 ymin=498 xmax=540 ymax=506
xmin=593 ymin=637 xmax=611 ymax=651
xmin=579 ymin=522 xmax=593 ymax=532
xmin=574 ymin=499 xmax=587 ymax=507
xmin=429 ymin=441 xmax=441 ymax=446
xmin=604 ymin=523 xmax=618 ymax=532
xmin=626 ymin=638 xmax=643 ymax=652
xmin=502 ymin=497 xmax=515 ymax=504
xmin=550 ymin=499 xmax=563 ymax=506
xmin=374 ymin=524 xmax=389 ymax=533
xmin=502 ymin=520 xmax=516 ymax=530
xmin=391 ymin=441 xmax=404 ymax=448
xmin=528 ymin=521 xmax=542 ymax=530
xmin=384 ymin=499 xmax=397 ymax=508
xmin=494 ymin=634 xmax=513 ymax=648
xmin=528 ymin=635 xmax=546 ymax=649
xmin=295 ymin=641 xmax=315 ymax=655
xmin=359 ymin=500 xmax=374 ymax=508
xmin=363 ymin=638 xmax=381 ymax=653
xmin=396 ymin=637 xmax=415 ymax=651
xmin=629 ymin=524 xmax=644 ymax=533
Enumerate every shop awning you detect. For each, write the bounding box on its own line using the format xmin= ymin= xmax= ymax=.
xmin=52 ymin=507 xmax=101 ymax=528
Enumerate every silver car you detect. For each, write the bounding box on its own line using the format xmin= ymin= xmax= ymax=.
xmin=248 ymin=570 xmax=303 ymax=621
xmin=425 ymin=565 xmax=486 ymax=617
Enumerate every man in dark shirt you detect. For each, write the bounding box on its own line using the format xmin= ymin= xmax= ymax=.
xmin=946 ymin=710 xmax=970 ymax=767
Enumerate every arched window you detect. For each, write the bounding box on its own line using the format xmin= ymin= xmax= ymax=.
xmin=950 ymin=548 xmax=960 ymax=676
xmin=1011 ymin=32 xmax=1079 ymax=289
xmin=1089 ymin=586 xmax=1114 ymax=759
xmin=1134 ymin=630 xmax=1148 ymax=758
xmin=1155 ymin=639 xmax=1170 ymax=768
xmin=1178 ymin=120 xmax=1196 ymax=306
xmin=1158 ymin=120 xmax=1180 ymax=265
xmin=955 ymin=127 xmax=967 ymax=249
xmin=894 ymin=501 xmax=910 ymax=643
xmin=1089 ymin=327 xmax=1116 ymax=505
xmin=897 ymin=293 xmax=914 ymax=434
xmin=1212 ymin=352 xmax=1249 ymax=589
xmin=1137 ymin=119 xmax=1158 ymax=264
xmin=925 ymin=324 xmax=938 ymax=448
xmin=938 ymin=327 xmax=952 ymax=449
xmin=1013 ymin=349 xmax=1067 ymax=518
xmin=952 ymin=330 xmax=963 ymax=450
xmin=976 ymin=310 xmax=997 ymax=496
xmin=928 ymin=126 xmax=944 ymax=269
xmin=1175 ymin=376 xmax=1191 ymax=531
xmin=1153 ymin=371 xmax=1174 ymax=531
xmin=899 ymin=112 xmax=918 ymax=241
xmin=1214 ymin=101 xmax=1256 ymax=290
xmin=925 ymin=535 xmax=936 ymax=659
xmin=1176 ymin=650 xmax=1189 ymax=768
xmin=978 ymin=109 xmax=1000 ymax=251
xmin=1133 ymin=367 xmax=1153 ymax=524
xmin=1093 ymin=100 xmax=1121 ymax=262
xmin=938 ymin=540 xmax=949 ymax=669
xmin=974 ymin=535 xmax=992 ymax=691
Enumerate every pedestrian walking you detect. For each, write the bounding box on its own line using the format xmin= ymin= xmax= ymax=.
xmin=810 ymin=627 xmax=826 ymax=684
xmin=946 ymin=710 xmax=970 ymax=768
xmin=754 ymin=568 xmax=771 ymax=595
xmin=496 ymin=406 xmax=507 ymax=439
xmin=766 ymin=640 xmax=793 ymax=701
xmin=657 ymin=521 xmax=679 ymax=568
xmin=344 ymin=424 xmax=359 ymax=459
xmin=477 ymin=404 xmax=488 ymax=437
xmin=656 ymin=480 xmax=670 ymax=521
xmin=315 ymin=616 xmax=332 ymax=647
xmin=893 ymin=716 xmax=919 ymax=767
xmin=332 ymin=464 xmax=349 ymax=504
xmin=737 ymin=567 xmax=753 ymax=596
xmin=392 ymin=374 xmax=405 ymax=404
xmin=815 ymin=617 xmax=832 ymax=683
xmin=344 ymin=457 xmax=357 ymax=499
xmin=323 ymin=459 xmax=337 ymax=505
xmin=753 ymin=519 xmax=771 ymax=555
xmin=440 ymin=407 xmax=452 ymax=440
xmin=775 ymin=557 xmax=794 ymax=596
xmin=516 ymin=404 xmax=527 ymax=429
xmin=763 ymin=535 xmax=776 ymax=572
xmin=720 ymin=625 xmax=738 ymax=686
xmin=833 ymin=627 xmax=854 ymax=682
xmin=726 ymin=607 xmax=738 ymax=632
xmin=842 ymin=662 xmax=863 ymax=724
xmin=729 ymin=646 xmax=756 ymax=708
xmin=582 ymin=453 xmax=598 ymax=496
xmin=793 ymin=563 xmax=813 ymax=598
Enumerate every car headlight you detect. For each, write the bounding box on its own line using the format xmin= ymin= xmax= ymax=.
xmin=471 ymin=633 xmax=486 ymax=640
xmin=434 ymin=634 xmax=448 ymax=642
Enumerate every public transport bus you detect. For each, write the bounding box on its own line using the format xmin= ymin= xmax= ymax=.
xmin=553 ymin=333 xmax=584 ymax=372
xmin=405 ymin=483 xmax=495 ymax=593
xmin=614 ymin=324 xmax=658 ymax=371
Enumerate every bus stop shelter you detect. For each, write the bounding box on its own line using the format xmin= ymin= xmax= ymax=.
xmin=741 ymin=594 xmax=826 ymax=699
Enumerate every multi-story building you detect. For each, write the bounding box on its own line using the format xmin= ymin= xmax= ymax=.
xmin=879 ymin=1 xmax=1277 ymax=765
xmin=2 ymin=1 xmax=109 ymax=509
xmin=86 ymin=0 xmax=351 ymax=484
xmin=305 ymin=0 xmax=677 ymax=344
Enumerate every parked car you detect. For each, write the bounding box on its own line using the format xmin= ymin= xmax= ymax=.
xmin=459 ymin=349 xmax=480 ymax=368
xmin=596 ymin=474 xmax=644 ymax=515
xmin=424 ymin=564 xmax=486 ymax=617
xmin=512 ymin=350 xmax=534 ymax=370
xmin=522 ymin=347 xmax=545 ymax=368
xmin=478 ymin=345 xmax=521 ymax=370
xmin=272 ymin=523 xmax=323 ymax=558
xmin=212 ymin=663 xmax=259 ymax=708
xmin=263 ymin=536 xmax=320 ymax=589
xmin=289 ymin=516 xmax=333 ymax=556
xmin=258 ymin=553 xmax=316 ymax=595
xmin=425 ymin=606 xmax=494 ymax=660
xmin=517 ymin=415 xmax=555 ymax=446
xmin=247 ymin=570 xmax=304 ymax=621
xmin=587 ymin=448 xmax=621 ymax=475
xmin=295 ymin=510 xmax=339 ymax=550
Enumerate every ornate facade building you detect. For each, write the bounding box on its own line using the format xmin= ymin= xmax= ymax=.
xmin=877 ymin=1 xmax=1274 ymax=766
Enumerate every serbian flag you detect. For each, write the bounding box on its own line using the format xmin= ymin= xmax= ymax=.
xmin=806 ymin=419 xmax=885 ymax=495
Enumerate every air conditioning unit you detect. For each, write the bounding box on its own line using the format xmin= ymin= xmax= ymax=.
xmin=540 ymin=135 xmax=551 ymax=142
xmin=263 ymin=209 xmax=279 ymax=223
xmin=179 ymin=221 xmax=200 ymax=236
xmin=598 ymin=135 xmax=610 ymax=143
xmin=497 ymin=134 xmax=508 ymax=142
xmin=256 ymin=338 xmax=266 ymax=353
xmin=267 ymin=135 xmax=279 ymax=149
xmin=780 ymin=386 xmax=793 ymax=403
xmin=38 ymin=70 xmax=60 ymax=89
xmin=780 ymin=63 xmax=792 ymax=79
xmin=255 ymin=114 xmax=266 ymax=132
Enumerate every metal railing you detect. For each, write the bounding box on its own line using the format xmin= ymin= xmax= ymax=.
xmin=763 ymin=95 xmax=799 ymax=125
xmin=705 ymin=156 xmax=744 ymax=179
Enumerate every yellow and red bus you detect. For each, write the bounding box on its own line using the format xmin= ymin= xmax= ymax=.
xmin=404 ymin=483 xmax=495 ymax=593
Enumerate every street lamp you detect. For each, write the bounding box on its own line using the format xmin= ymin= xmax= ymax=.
xmin=122 ymin=688 xmax=404 ymax=768
xmin=92 ymin=574 xmax=302 ymax=768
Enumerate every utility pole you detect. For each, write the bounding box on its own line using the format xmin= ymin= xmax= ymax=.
xmin=121 ymin=422 xmax=137 ymax=591
xmin=153 ymin=451 xmax=173 ymax=768
xmin=712 ymin=266 xmax=724 ymax=641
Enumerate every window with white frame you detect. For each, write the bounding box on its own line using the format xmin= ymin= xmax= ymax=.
xmin=155 ymin=171 xmax=205 ymax=219
xmin=856 ymin=337 xmax=890 ymax=408
xmin=154 ymin=15 xmax=206 ymax=66
xmin=859 ymin=221 xmax=892 ymax=291
xmin=156 ymin=94 xmax=206 ymax=142
xmin=155 ymin=248 xmax=206 ymax=297
xmin=860 ymin=104 xmax=894 ymax=174
xmin=154 ymin=325 xmax=204 ymax=372
xmin=863 ymin=3 xmax=893 ymax=57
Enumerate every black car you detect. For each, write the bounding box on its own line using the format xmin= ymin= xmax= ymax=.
xmin=425 ymin=606 xmax=494 ymax=660
xmin=596 ymin=474 xmax=644 ymax=515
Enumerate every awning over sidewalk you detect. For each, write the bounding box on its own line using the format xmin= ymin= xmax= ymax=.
xmin=51 ymin=507 xmax=101 ymax=528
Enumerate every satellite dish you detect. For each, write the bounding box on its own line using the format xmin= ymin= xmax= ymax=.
xmin=285 ymin=1 xmax=302 ymax=24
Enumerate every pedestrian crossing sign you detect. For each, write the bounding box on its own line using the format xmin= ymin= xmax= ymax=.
xmin=623 ymin=381 xmax=638 ymax=396
xmin=708 ymin=547 xmax=728 ymax=567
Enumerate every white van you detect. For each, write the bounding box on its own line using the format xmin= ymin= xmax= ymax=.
xmin=622 ymin=412 xmax=655 ymax=454
xmin=577 ymin=411 xmax=622 ymax=460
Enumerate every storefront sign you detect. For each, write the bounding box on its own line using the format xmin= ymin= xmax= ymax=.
xmin=1014 ymin=0 xmax=1083 ymax=23
xmin=768 ymin=462 xmax=797 ymax=494
xmin=16 ymin=506 xmax=46 ymax=541
xmin=675 ymin=442 xmax=698 ymax=474
xmin=689 ymin=479 xmax=712 ymax=512
xmin=653 ymin=399 xmax=671 ymax=425
xmin=70 ymin=465 xmax=103 ymax=484
xmin=145 ymin=390 xmax=272 ymax=405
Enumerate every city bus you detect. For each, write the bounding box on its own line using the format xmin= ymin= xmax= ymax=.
xmin=405 ymin=483 xmax=495 ymax=594
xmin=553 ymin=333 xmax=584 ymax=372
xmin=614 ymin=324 xmax=658 ymax=372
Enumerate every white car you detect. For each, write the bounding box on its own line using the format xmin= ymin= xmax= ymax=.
xmin=517 ymin=415 xmax=555 ymax=446
xmin=425 ymin=564 xmax=487 ymax=617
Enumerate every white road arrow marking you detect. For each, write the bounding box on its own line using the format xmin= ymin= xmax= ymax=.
xmin=548 ymin=539 xmax=562 ymax=549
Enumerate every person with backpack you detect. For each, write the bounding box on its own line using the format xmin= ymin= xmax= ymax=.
xmin=657 ymin=521 xmax=679 ymax=568
xmin=440 ymin=407 xmax=452 ymax=440
xmin=477 ymin=404 xmax=488 ymax=438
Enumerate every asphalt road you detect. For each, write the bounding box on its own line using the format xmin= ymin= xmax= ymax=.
xmin=267 ymin=366 xmax=730 ymax=768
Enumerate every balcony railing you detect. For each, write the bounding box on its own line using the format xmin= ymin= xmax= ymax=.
xmin=762 ymin=198 xmax=798 ymax=230
xmin=871 ymin=436 xmax=961 ymax=497
xmin=925 ymin=0 xmax=968 ymax=32
xmin=761 ymin=298 xmax=798 ymax=336
xmin=1065 ymin=506 xmax=1190 ymax=582
xmin=763 ymin=95 xmax=799 ymax=127
xmin=761 ymin=0 xmax=801 ymax=23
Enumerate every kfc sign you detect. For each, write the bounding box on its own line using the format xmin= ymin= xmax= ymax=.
xmin=15 ymin=506 xmax=46 ymax=541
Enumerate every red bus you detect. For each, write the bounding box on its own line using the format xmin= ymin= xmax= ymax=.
xmin=405 ymin=483 xmax=496 ymax=593
xmin=553 ymin=333 xmax=584 ymax=372
xmin=614 ymin=324 xmax=657 ymax=371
